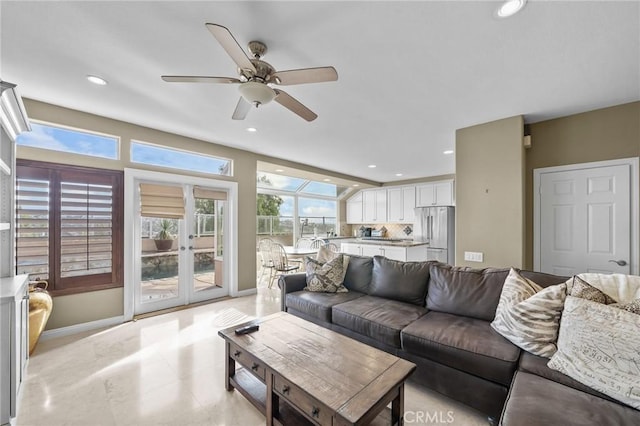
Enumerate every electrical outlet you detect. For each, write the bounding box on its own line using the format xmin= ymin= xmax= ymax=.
xmin=464 ymin=251 xmax=484 ymax=262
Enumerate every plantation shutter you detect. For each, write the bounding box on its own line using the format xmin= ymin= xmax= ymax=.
xmin=15 ymin=166 xmax=51 ymax=280
xmin=139 ymin=183 xmax=185 ymax=219
xmin=193 ymin=186 xmax=228 ymax=200
xmin=59 ymin=177 xmax=114 ymax=278
xmin=15 ymin=161 xmax=124 ymax=294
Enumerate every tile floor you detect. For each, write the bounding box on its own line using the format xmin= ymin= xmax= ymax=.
xmin=18 ymin=286 xmax=487 ymax=426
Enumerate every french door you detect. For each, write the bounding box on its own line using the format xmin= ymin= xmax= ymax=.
xmin=125 ymin=169 xmax=234 ymax=316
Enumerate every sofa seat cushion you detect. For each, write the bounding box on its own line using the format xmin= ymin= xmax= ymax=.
xmin=401 ymin=311 xmax=520 ymax=385
xmin=518 ymin=352 xmax=616 ymax=403
xmin=332 ymin=295 xmax=427 ymax=348
xmin=500 ymin=372 xmax=640 ymax=426
xmin=285 ymin=290 xmax=366 ymax=323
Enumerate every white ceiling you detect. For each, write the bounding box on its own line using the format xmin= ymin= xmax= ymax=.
xmin=2 ymin=1 xmax=638 ymax=183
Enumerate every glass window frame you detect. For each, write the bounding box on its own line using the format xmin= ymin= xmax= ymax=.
xmin=16 ymin=119 xmax=121 ymax=160
xmin=130 ymin=140 xmax=233 ymax=177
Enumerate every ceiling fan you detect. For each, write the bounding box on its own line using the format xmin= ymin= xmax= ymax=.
xmin=162 ymin=23 xmax=338 ymax=122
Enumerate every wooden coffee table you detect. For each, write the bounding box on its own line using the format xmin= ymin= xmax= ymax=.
xmin=218 ymin=312 xmax=416 ymax=425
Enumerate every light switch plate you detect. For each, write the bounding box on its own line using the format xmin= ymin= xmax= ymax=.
xmin=464 ymin=251 xmax=484 ymax=262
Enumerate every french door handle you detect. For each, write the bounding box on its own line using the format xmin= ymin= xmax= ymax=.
xmin=189 ymin=246 xmax=194 ymax=250
xmin=608 ymin=259 xmax=628 ymax=267
xmin=180 ymin=246 xmax=186 ymax=251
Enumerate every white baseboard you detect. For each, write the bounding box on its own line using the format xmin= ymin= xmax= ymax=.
xmin=40 ymin=315 xmax=125 ymax=341
xmin=233 ymin=288 xmax=257 ymax=297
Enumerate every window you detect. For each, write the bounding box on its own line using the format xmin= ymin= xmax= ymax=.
xmin=256 ymin=171 xmax=339 ymax=242
xmin=16 ymin=122 xmax=119 ymax=159
xmin=131 ymin=140 xmax=232 ymax=176
xmin=15 ymin=160 xmax=124 ymax=295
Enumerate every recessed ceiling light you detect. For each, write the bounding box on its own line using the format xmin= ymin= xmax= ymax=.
xmin=275 ymin=169 xmax=284 ymax=172
xmin=395 ymin=173 xmax=403 ymax=177
xmin=246 ymin=127 xmax=257 ymax=132
xmin=496 ymin=0 xmax=527 ymax=18
xmin=443 ymin=150 xmax=454 ymax=155
xmin=353 ymin=184 xmax=360 ymax=187
xmin=368 ymin=164 xmax=377 ymax=168
xmin=86 ymin=75 xmax=108 ymax=85
xmin=323 ymin=178 xmax=331 ymax=182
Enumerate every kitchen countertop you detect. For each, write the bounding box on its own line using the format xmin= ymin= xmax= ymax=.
xmin=348 ymin=239 xmax=428 ymax=247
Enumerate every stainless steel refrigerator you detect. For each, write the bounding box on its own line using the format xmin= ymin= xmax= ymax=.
xmin=413 ymin=206 xmax=455 ymax=264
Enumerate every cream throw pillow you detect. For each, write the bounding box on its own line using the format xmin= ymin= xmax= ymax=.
xmin=548 ymin=296 xmax=640 ymax=409
xmin=491 ymin=268 xmax=567 ymax=358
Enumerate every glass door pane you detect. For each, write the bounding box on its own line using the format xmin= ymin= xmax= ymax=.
xmin=190 ymin=193 xmax=227 ymax=302
xmin=139 ymin=217 xmax=181 ymax=304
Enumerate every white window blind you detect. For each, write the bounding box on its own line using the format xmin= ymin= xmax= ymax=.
xmin=139 ymin=183 xmax=185 ymax=219
xmin=59 ymin=181 xmax=113 ymax=277
xmin=15 ymin=176 xmax=50 ymax=280
xmin=193 ymin=186 xmax=228 ymax=200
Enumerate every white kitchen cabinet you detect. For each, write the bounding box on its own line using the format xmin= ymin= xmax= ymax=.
xmin=340 ymin=243 xmax=429 ymax=262
xmin=346 ymin=191 xmax=364 ymax=224
xmin=362 ymin=189 xmax=387 ymax=223
xmin=1 ymin=275 xmax=29 ymax=426
xmin=341 ymin=243 xmax=361 ymax=256
xmin=387 ymin=186 xmax=416 ymax=223
xmin=416 ymin=180 xmax=454 ymax=207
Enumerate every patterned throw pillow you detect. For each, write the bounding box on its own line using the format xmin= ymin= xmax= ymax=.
xmin=316 ymin=245 xmax=350 ymax=283
xmin=548 ymin=296 xmax=640 ymax=409
xmin=571 ymin=276 xmax=616 ymax=304
xmin=491 ymin=268 xmax=567 ymax=358
xmin=305 ymin=254 xmax=348 ymax=293
xmin=610 ymin=299 xmax=640 ymax=314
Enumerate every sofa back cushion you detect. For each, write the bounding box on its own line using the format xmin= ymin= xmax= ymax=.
xmin=369 ymin=256 xmax=431 ymax=306
xmin=520 ymin=270 xmax=569 ymax=288
xmin=343 ymin=254 xmax=373 ymax=293
xmin=427 ymin=263 xmax=511 ymax=320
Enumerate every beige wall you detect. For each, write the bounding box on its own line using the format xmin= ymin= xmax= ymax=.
xmin=455 ymin=116 xmax=525 ymax=268
xmin=20 ymin=99 xmax=368 ymax=330
xmin=524 ymin=101 xmax=640 ymax=268
xmin=45 ymin=288 xmax=124 ymax=330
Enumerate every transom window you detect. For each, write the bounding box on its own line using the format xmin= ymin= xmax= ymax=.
xmin=16 ymin=121 xmax=119 ymax=159
xmin=131 ymin=140 xmax=232 ymax=176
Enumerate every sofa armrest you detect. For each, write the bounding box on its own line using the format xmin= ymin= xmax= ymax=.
xmin=278 ymin=273 xmax=307 ymax=311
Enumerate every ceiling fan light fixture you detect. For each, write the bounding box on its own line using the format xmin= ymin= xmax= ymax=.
xmin=238 ymin=81 xmax=276 ymax=106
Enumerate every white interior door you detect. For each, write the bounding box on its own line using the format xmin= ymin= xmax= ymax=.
xmin=535 ymin=159 xmax=638 ymax=276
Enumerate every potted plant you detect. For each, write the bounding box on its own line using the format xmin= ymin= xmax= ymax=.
xmin=154 ymin=219 xmax=176 ymax=251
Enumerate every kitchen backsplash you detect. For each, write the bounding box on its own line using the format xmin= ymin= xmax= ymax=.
xmin=345 ymin=223 xmax=413 ymax=239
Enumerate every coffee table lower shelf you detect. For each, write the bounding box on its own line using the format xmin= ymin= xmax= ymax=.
xmin=231 ymin=368 xmax=393 ymax=426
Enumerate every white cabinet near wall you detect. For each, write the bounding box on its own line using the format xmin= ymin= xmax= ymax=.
xmin=363 ymin=189 xmax=387 ymax=223
xmin=346 ymin=192 xmax=364 ymax=224
xmin=387 ymin=186 xmax=416 ymax=223
xmin=1 ymin=275 xmax=29 ymax=426
xmin=416 ymin=180 xmax=454 ymax=206
xmin=340 ymin=243 xmax=429 ymax=262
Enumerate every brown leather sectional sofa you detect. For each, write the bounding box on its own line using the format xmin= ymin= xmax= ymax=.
xmin=278 ymin=255 xmax=640 ymax=425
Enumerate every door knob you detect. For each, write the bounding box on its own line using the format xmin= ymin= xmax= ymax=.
xmin=608 ymin=259 xmax=628 ymax=267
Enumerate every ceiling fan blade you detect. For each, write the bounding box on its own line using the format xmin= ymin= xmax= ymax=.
xmin=273 ymin=66 xmax=338 ymax=86
xmin=205 ymin=23 xmax=256 ymax=74
xmin=273 ymin=89 xmax=318 ymax=122
xmin=161 ymin=76 xmax=241 ymax=84
xmin=232 ymin=97 xmax=251 ymax=120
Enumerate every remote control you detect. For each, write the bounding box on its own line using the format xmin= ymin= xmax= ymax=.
xmin=235 ymin=324 xmax=259 ymax=335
